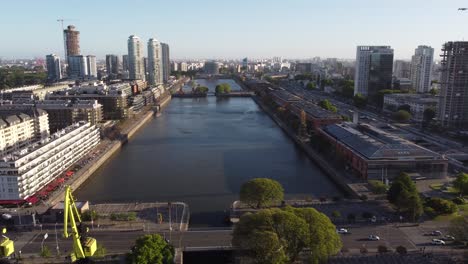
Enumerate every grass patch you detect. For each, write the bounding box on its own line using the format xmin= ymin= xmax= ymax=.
xmin=429 ymin=183 xmax=443 ymax=190
xmin=433 ymin=213 xmax=459 ymax=222
xmin=432 ymin=204 xmax=468 ymax=221
xmin=458 ymin=204 xmax=468 ymax=217
xmin=443 ymin=186 xmax=460 ymax=194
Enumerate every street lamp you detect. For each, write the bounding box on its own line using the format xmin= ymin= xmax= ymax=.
xmin=41 ymin=233 xmax=48 ymax=252
xmin=54 ymin=223 xmax=60 ymax=256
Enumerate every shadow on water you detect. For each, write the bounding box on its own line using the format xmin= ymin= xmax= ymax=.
xmin=189 ymin=211 xmax=232 ymax=227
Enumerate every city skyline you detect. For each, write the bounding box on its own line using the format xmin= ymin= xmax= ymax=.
xmin=0 ymin=0 xmax=467 ymax=60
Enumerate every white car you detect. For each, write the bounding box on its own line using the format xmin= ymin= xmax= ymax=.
xmin=368 ymin=235 xmax=380 ymax=241
xmin=431 ymin=239 xmax=446 ymax=245
xmin=337 ymin=228 xmax=348 ymax=234
xmin=430 ymin=230 xmax=442 ymax=236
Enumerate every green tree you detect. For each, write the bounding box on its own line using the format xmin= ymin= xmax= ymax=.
xmin=248 ymin=230 xmax=288 ymax=264
xmin=387 ymin=173 xmax=423 ymax=221
xmin=423 ymin=108 xmax=436 ymax=124
xmin=215 ymin=83 xmax=232 ymax=94
xmin=453 ymin=173 xmax=468 ymax=196
xmin=128 ymin=234 xmax=174 ymax=264
xmin=340 ymin=80 xmax=354 ymax=97
xmin=331 ymin=210 xmax=341 ymax=219
xmin=240 ymin=178 xmax=284 ymax=208
xmin=294 ymin=207 xmax=342 ymax=263
xmin=424 ymin=197 xmax=457 ymax=215
xmin=318 ymin=99 xmax=338 ymax=113
xmin=40 ymin=245 xmax=52 ymax=258
xmin=306 ymin=82 xmax=316 ymax=90
xmin=429 ymin=88 xmax=438 ymax=96
xmin=353 ymin=94 xmax=367 ymax=108
xmin=397 ymin=104 xmax=411 ymax=113
xmin=393 ymin=110 xmax=411 ymax=122
xmin=194 ymin=86 xmax=209 ymax=94
xmin=233 ymin=207 xmax=341 ymax=264
xmin=448 ymin=216 xmax=468 ymax=243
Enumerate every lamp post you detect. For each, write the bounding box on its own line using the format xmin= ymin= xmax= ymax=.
xmin=41 ymin=233 xmax=48 ymax=252
xmin=54 ymin=223 xmax=60 ymax=256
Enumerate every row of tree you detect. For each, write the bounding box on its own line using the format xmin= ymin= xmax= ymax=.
xmin=215 ymin=83 xmax=232 ymax=94
xmin=0 ymin=66 xmax=47 ymax=89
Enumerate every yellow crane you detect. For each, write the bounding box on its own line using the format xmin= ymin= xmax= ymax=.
xmin=0 ymin=228 xmax=14 ymax=258
xmin=63 ymin=186 xmax=97 ymax=262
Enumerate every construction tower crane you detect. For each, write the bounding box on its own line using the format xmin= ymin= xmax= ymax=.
xmin=63 ymin=186 xmax=97 ymax=262
xmin=0 ymin=228 xmax=14 ymax=258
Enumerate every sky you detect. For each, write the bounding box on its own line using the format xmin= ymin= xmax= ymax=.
xmin=1 ymin=0 xmax=467 ymax=60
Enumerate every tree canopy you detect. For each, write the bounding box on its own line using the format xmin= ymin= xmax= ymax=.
xmin=393 ymin=110 xmax=411 ymax=122
xmin=0 ymin=66 xmax=47 ymax=89
xmin=240 ymin=178 xmax=284 ymax=208
xmin=233 ymin=207 xmax=342 ymax=264
xmin=194 ymin=86 xmax=209 ymax=94
xmin=306 ymin=82 xmax=316 ymax=90
xmin=318 ymin=99 xmax=338 ymax=113
xmin=215 ymin=83 xmax=232 ymax=94
xmin=128 ymin=234 xmax=174 ymax=264
xmin=387 ymin=173 xmax=423 ymax=221
xmin=423 ymin=108 xmax=436 ymax=124
xmin=353 ymin=94 xmax=367 ymax=108
xmin=453 ymin=173 xmax=468 ymax=196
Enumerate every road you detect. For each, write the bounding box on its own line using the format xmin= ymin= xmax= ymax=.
xmin=18 ymin=229 xmax=233 ymax=255
xmin=16 ymin=223 xmax=456 ymax=256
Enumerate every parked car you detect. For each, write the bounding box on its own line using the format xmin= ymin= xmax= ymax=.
xmin=337 ymin=228 xmax=348 ymax=234
xmin=431 ymin=239 xmax=445 ymax=245
xmin=430 ymin=230 xmax=442 ymax=236
xmin=368 ymin=235 xmax=380 ymax=241
xmin=443 ymin=235 xmax=455 ymax=241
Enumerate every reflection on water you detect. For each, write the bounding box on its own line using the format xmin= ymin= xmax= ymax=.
xmin=76 ymin=80 xmax=341 ymax=226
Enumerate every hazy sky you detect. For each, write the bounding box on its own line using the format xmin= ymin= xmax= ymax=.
xmin=1 ymin=0 xmax=467 ymax=60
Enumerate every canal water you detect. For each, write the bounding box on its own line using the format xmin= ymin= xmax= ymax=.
xmin=75 ymin=79 xmax=342 ymax=226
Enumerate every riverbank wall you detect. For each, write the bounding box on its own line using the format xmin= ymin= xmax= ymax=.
xmin=46 ymin=106 xmax=165 ymax=206
xmin=252 ymin=96 xmax=359 ymax=199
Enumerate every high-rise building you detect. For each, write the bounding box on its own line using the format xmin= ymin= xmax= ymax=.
xmin=438 ymin=41 xmax=468 ymax=128
xmin=161 ymin=43 xmax=170 ymax=83
xmin=171 ymin=61 xmax=178 ymax=72
xmin=354 ymin=46 xmax=393 ymax=99
xmin=143 ymin=57 xmax=148 ymax=81
xmin=68 ymin=55 xmax=88 ymax=79
xmin=122 ymin=55 xmax=129 ymax=72
xmin=204 ymin=61 xmax=219 ymax=75
xmin=106 ymin=54 xmax=120 ymax=79
xmin=127 ymin=35 xmax=144 ymax=80
xmin=86 ymin=55 xmax=97 ymax=79
xmin=46 ymin=54 xmax=62 ymax=82
xmin=393 ymin=60 xmax=411 ymax=79
xmin=179 ymin=62 xmax=188 ymax=72
xmin=63 ymin=25 xmax=80 ymax=62
xmin=410 ymin=45 xmax=434 ymax=93
xmin=147 ymin=38 xmax=163 ymax=86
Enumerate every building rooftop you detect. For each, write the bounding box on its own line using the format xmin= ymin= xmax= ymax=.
xmin=0 ymin=121 xmax=91 ymax=163
xmin=384 ymin=93 xmax=438 ymax=104
xmin=291 ymin=101 xmax=342 ymax=120
xmin=322 ymin=123 xmax=443 ymax=160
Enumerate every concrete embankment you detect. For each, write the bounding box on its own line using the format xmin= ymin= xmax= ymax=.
xmin=124 ymin=110 xmax=154 ymax=140
xmin=252 ymin=96 xmax=359 ymax=199
xmin=48 ymin=141 xmax=122 ymax=205
xmin=47 ymin=105 xmax=167 ymax=205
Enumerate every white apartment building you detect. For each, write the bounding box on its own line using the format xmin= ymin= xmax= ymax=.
xmin=383 ymin=93 xmax=438 ymax=121
xmin=128 ymin=35 xmax=145 ymax=80
xmin=410 ymin=45 xmax=434 ymax=93
xmin=0 ymin=111 xmax=49 ymax=156
xmin=0 ymin=122 xmax=100 ymax=201
xmin=148 ymin=38 xmax=163 ymax=86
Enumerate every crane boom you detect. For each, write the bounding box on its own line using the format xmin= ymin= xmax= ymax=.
xmin=63 ymin=186 xmax=97 ymax=262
